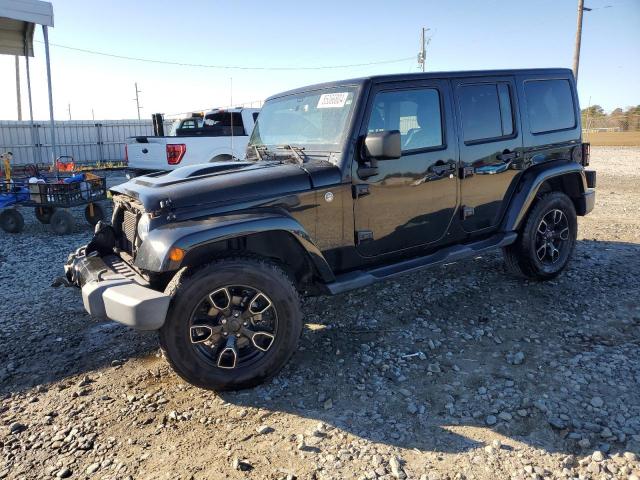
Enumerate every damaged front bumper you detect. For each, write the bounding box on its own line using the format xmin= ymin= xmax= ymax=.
xmin=58 ymin=246 xmax=171 ymax=330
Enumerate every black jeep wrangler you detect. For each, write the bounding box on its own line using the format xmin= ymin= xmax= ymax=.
xmin=61 ymin=68 xmax=595 ymax=390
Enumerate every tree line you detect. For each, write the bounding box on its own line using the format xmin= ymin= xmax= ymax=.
xmin=581 ymin=105 xmax=640 ymax=131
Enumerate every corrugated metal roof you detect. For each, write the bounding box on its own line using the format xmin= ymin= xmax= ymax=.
xmin=0 ymin=0 xmax=54 ymax=56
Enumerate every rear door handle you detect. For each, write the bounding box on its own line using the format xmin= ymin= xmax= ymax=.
xmin=496 ymin=150 xmax=519 ymax=162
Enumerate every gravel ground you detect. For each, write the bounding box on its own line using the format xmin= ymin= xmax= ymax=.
xmin=1 ymin=148 xmax=639 ymax=480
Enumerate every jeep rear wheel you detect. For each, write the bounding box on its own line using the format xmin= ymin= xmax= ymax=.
xmin=503 ymin=191 xmax=577 ymax=280
xmin=159 ymin=258 xmax=302 ymax=391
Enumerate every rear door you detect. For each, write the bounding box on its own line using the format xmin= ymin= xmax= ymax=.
xmin=352 ymin=79 xmax=459 ymax=257
xmin=517 ymin=72 xmax=581 ymax=167
xmin=453 ymin=76 xmax=523 ymax=232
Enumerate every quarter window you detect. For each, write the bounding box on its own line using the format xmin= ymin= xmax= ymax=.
xmin=524 ymin=79 xmax=575 ymax=134
xmin=459 ymin=83 xmax=514 ymax=143
xmin=367 ymin=88 xmax=443 ymax=151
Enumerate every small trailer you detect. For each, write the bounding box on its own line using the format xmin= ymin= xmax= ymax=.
xmin=0 ymin=161 xmax=107 ymax=234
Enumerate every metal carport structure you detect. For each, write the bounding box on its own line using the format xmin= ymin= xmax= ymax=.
xmin=0 ymin=0 xmax=56 ymax=163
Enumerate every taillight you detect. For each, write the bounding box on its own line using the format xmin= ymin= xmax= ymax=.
xmin=581 ymin=142 xmax=590 ymax=167
xmin=124 ymin=144 xmax=128 ymax=163
xmin=167 ymin=144 xmax=186 ymax=165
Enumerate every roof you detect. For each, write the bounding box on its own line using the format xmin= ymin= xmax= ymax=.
xmin=267 ymin=68 xmax=574 ymax=101
xmin=0 ymin=0 xmax=54 ymax=56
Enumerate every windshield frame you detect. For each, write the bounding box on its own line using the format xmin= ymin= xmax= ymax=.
xmin=248 ymin=84 xmax=362 ymax=161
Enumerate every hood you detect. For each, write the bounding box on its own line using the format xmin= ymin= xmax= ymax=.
xmin=112 ymin=161 xmax=321 ymax=212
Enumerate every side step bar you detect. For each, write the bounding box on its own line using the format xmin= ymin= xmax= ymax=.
xmin=326 ymin=232 xmax=518 ymax=295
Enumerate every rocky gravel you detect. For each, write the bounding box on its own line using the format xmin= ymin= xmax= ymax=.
xmin=1 ymin=148 xmax=639 ymax=480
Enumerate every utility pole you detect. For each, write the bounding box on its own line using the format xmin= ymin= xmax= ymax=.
xmin=417 ymin=27 xmax=430 ymax=72
xmin=133 ymin=82 xmax=142 ymax=120
xmin=67 ymin=103 xmax=71 ymax=120
xmin=230 ymin=77 xmax=234 ymax=152
xmin=573 ymin=0 xmax=591 ymax=83
xmin=15 ymin=56 xmax=22 ymax=120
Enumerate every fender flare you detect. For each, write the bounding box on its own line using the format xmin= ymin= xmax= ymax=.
xmin=134 ymin=212 xmax=335 ymax=282
xmin=501 ymin=161 xmax=587 ymax=232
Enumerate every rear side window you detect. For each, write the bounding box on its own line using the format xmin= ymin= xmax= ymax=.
xmin=524 ymin=79 xmax=575 ymax=134
xmin=459 ymin=83 xmax=514 ymax=143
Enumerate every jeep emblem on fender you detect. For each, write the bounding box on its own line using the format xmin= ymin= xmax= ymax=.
xmin=325 ymin=192 xmax=334 ymax=202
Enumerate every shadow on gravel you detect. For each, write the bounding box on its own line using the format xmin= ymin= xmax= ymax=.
xmin=218 ymin=240 xmax=640 ymax=455
xmin=2 ymin=240 xmax=639 ymax=456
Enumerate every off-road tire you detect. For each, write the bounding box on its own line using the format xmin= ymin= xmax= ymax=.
xmin=503 ymin=191 xmax=577 ymax=281
xmin=35 ymin=206 xmax=56 ymax=224
xmin=159 ymin=257 xmax=302 ymax=391
xmin=0 ymin=209 xmax=24 ymax=233
xmin=49 ymin=209 xmax=75 ymax=235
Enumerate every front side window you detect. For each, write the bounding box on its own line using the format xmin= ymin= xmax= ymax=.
xmin=367 ymin=88 xmax=443 ymax=152
xmin=249 ymin=87 xmax=357 ymax=151
xmin=459 ymin=83 xmax=514 ymax=143
xmin=524 ymin=79 xmax=576 ymax=134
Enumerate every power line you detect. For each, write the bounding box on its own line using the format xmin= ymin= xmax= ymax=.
xmin=35 ymin=40 xmax=414 ymax=71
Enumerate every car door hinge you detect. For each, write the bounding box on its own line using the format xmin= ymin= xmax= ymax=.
xmin=352 ymin=184 xmax=370 ymax=199
xmin=356 ymin=230 xmax=374 ymax=244
xmin=460 ymin=166 xmax=474 ymax=179
xmin=461 ymin=206 xmax=475 ymax=219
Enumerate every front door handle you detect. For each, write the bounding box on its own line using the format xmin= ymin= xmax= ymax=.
xmin=428 ymin=161 xmax=457 ymax=178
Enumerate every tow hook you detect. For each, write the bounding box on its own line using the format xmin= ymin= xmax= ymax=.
xmin=51 ymin=276 xmax=72 ymax=288
xmin=51 ymin=246 xmax=87 ymax=288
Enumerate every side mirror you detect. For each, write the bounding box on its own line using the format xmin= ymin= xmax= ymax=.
xmin=363 ymin=130 xmax=401 ymax=160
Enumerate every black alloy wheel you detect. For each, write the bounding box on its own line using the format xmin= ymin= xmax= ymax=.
xmin=189 ymin=285 xmax=278 ymax=370
xmin=159 ymin=258 xmax=302 ymax=391
xmin=534 ymin=208 xmax=571 ymax=265
xmin=502 ymin=191 xmax=577 ymax=281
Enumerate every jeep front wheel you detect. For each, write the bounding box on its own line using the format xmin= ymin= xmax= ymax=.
xmin=159 ymin=258 xmax=302 ymax=391
xmin=503 ymin=191 xmax=577 ymax=281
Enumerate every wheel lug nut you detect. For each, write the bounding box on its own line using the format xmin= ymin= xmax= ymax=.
xmin=221 ymin=319 xmax=227 ymax=324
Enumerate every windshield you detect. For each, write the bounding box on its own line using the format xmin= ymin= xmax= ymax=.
xmin=249 ymin=86 xmax=358 ymax=153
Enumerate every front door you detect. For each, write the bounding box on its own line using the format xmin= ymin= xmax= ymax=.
xmin=453 ymin=76 xmax=524 ymax=232
xmin=353 ymin=80 xmax=458 ymax=257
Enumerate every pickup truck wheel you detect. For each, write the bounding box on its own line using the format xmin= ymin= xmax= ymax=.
xmin=159 ymin=258 xmax=302 ymax=391
xmin=503 ymin=192 xmax=577 ymax=280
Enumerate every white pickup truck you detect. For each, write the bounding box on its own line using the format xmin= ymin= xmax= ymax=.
xmin=125 ymin=108 xmax=259 ymax=176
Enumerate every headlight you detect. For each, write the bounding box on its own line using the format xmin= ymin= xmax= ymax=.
xmin=137 ymin=214 xmax=150 ymax=241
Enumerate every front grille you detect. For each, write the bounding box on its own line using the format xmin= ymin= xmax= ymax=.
xmin=113 ymin=194 xmax=145 ymax=256
xmin=121 ymin=209 xmax=138 ymax=254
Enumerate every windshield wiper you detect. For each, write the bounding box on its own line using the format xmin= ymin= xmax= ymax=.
xmin=277 ymin=144 xmax=307 ymax=165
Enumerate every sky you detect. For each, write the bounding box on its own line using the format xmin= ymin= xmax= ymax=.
xmin=0 ymin=0 xmax=638 ymax=121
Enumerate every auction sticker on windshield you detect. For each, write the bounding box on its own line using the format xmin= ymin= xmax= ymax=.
xmin=317 ymin=92 xmax=349 ymax=109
